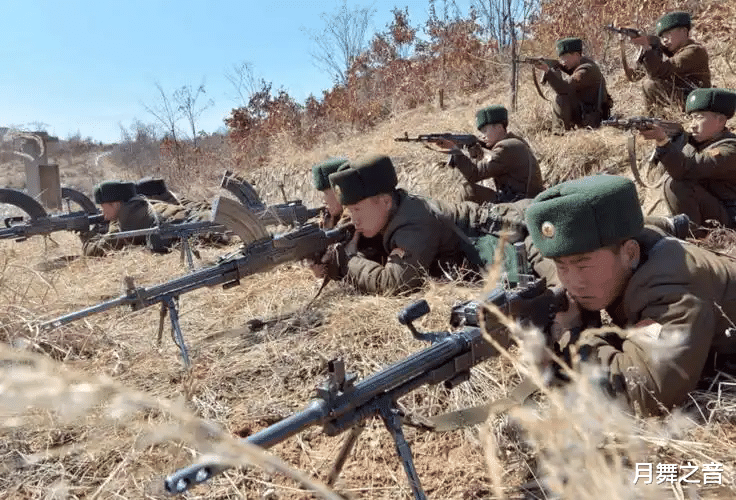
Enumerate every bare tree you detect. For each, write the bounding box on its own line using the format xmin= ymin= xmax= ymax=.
xmin=142 ymin=81 xmax=182 ymax=146
xmin=472 ymin=0 xmax=539 ymax=51
xmin=304 ymin=0 xmax=376 ymax=84
xmin=225 ymin=61 xmax=259 ymax=107
xmin=174 ymin=80 xmax=214 ymax=147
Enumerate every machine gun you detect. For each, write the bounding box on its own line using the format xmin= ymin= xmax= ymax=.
xmin=220 ymin=170 xmax=321 ymax=227
xmin=163 ymin=275 xmax=568 ymax=498
xmin=0 ymin=187 xmax=107 ymax=241
xmin=104 ymin=220 xmax=230 ymax=270
xmin=40 ymin=199 xmax=354 ymax=368
xmin=394 ymin=132 xmax=488 ymax=149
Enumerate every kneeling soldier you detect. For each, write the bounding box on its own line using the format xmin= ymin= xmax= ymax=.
xmin=435 ymin=105 xmax=544 ymax=204
xmin=523 ymin=175 xmax=736 ymax=416
xmin=640 ymin=88 xmax=736 ymax=227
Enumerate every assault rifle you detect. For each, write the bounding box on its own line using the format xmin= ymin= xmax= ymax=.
xmin=394 ymin=132 xmax=487 ymax=149
xmin=514 ymin=57 xmax=559 ymax=68
xmin=164 ymin=276 xmax=567 ymax=498
xmin=1 ymin=211 xmax=107 ymax=242
xmin=40 ymin=222 xmax=354 ymax=367
xmin=603 ymin=24 xmax=642 ymax=38
xmin=104 ymin=220 xmax=229 ymax=270
xmin=220 ymin=170 xmax=321 ymax=227
xmin=602 ymin=116 xmax=684 ymax=137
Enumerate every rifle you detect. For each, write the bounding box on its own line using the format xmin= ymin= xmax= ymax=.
xmin=164 ymin=276 xmax=568 ymax=498
xmin=601 ymin=116 xmax=684 ymax=137
xmin=394 ymin=132 xmax=487 ymax=149
xmin=220 ymin=170 xmax=321 ymax=227
xmin=514 ymin=57 xmax=559 ymax=68
xmin=104 ymin=220 xmax=229 ymax=270
xmin=602 ymin=24 xmax=642 ymax=38
xmin=40 ymin=223 xmax=354 ymax=367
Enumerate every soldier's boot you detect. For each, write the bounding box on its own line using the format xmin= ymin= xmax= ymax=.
xmin=644 ymin=213 xmax=710 ymax=239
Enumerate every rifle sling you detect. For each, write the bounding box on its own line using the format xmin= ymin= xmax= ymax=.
xmin=627 ymin=135 xmax=663 ymax=190
xmin=414 ymin=377 xmax=539 ymax=432
xmin=531 ymin=69 xmax=549 ymax=102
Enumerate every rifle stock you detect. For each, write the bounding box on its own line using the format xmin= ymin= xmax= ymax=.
xmin=164 ymin=277 xmax=567 ymax=497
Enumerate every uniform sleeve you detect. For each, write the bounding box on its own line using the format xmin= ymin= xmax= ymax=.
xmin=345 ymin=223 xmax=440 ymax=295
xmin=657 ymin=139 xmax=736 ymax=181
xmin=82 ymin=221 xmax=129 ymax=257
xmin=543 ymin=65 xmax=598 ymax=96
xmin=640 ymin=43 xmax=706 ymax=81
xmin=574 ymin=288 xmax=715 ymax=416
xmin=451 ymin=144 xmax=515 ymax=183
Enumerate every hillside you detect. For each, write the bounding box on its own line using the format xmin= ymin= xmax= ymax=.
xmin=2 ymin=19 xmax=736 ymax=500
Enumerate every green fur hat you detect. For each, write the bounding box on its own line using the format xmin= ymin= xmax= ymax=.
xmin=94 ymin=181 xmax=137 ymax=204
xmin=526 ymin=175 xmax=643 ymax=258
xmin=556 ymin=37 xmax=583 ymax=56
xmin=135 ymin=177 xmax=168 ymax=197
xmin=655 ymin=11 xmax=691 ymax=37
xmin=476 ymin=106 xmax=508 ymax=130
xmin=328 ymin=154 xmax=398 ymax=206
xmin=312 ymin=158 xmax=348 ymax=191
xmin=685 ymin=88 xmax=736 ymax=118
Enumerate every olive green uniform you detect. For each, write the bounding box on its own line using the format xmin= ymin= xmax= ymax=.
xmin=658 ymin=130 xmax=736 ymax=227
xmin=543 ymin=57 xmax=611 ymax=129
xmin=558 ymin=226 xmax=736 ymax=416
xmin=344 ymin=190 xmax=467 ymax=295
xmin=449 ymin=133 xmax=544 ymax=203
xmin=640 ymin=39 xmax=711 ymax=111
xmin=82 ymin=198 xmax=225 ymax=257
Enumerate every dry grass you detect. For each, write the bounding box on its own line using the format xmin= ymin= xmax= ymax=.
xmin=3 ymin=26 xmax=736 ymax=500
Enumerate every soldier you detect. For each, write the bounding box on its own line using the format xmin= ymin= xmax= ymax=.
xmin=639 ymin=88 xmax=736 ymax=227
xmin=82 ymin=180 xmax=227 ymax=257
xmin=630 ymin=11 xmax=710 ymax=112
xmin=433 ymin=105 xmax=544 ymax=204
xmin=135 ymin=177 xmax=181 ymax=204
xmin=519 ymin=175 xmax=736 ymax=416
xmin=315 ymin=154 xmax=470 ymax=295
xmin=535 ymin=37 xmax=612 ymax=130
xmin=312 ymin=158 xmax=348 ymax=229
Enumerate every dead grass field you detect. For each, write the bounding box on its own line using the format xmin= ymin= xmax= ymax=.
xmin=2 ymin=43 xmax=736 ymax=500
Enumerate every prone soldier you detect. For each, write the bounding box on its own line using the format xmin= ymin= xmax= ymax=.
xmin=311 ymin=158 xmax=348 ymax=229
xmin=315 ymin=155 xmax=471 ymax=295
xmin=433 ymin=105 xmax=544 ymax=204
xmin=535 ymin=37 xmax=613 ymax=130
xmin=81 ymin=180 xmax=228 ymax=257
xmin=639 ymin=88 xmax=736 ymax=227
xmin=519 ymin=175 xmax=736 ymax=416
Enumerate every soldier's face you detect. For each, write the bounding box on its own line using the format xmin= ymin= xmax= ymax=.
xmin=479 ymin=123 xmax=506 ymax=147
xmin=660 ymin=27 xmax=688 ymax=52
xmin=552 ymin=242 xmax=638 ymax=311
xmin=689 ymin=111 xmax=727 ymax=143
xmin=346 ymin=194 xmax=393 ymax=238
xmin=100 ymin=201 xmax=122 ymax=221
xmin=559 ymin=52 xmax=581 ymax=70
xmin=322 ymin=188 xmax=343 ymax=217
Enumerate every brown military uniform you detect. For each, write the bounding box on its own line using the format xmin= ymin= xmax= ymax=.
xmin=657 ymin=130 xmax=736 ymax=226
xmin=82 ymin=197 xmax=224 ymax=257
xmin=640 ymin=39 xmax=710 ymax=111
xmin=543 ymin=57 xmax=612 ymax=129
xmin=345 ymin=190 xmax=468 ymax=295
xmin=573 ymin=226 xmax=736 ymax=416
xmin=449 ymin=133 xmax=544 ymax=204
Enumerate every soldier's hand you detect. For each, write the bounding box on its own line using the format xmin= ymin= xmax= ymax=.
xmin=430 ymin=138 xmax=461 ymax=153
xmin=321 ymin=242 xmax=351 ymax=280
xmin=308 ymin=261 xmax=328 ymax=279
xmin=630 ymin=35 xmax=651 ymax=49
xmin=533 ymin=61 xmax=549 ymax=72
xmin=550 ymin=291 xmax=583 ymax=341
xmin=638 ymin=124 xmax=667 ymax=143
